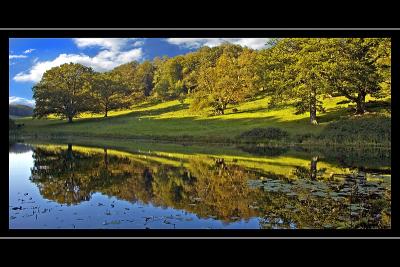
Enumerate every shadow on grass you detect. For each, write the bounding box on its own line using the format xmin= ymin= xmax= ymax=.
xmin=130 ymin=99 xmax=163 ymax=109
xmin=124 ymin=102 xmax=190 ymax=118
xmin=226 ymin=102 xmax=294 ymax=115
xmin=24 ymin=100 xmax=390 ymax=151
xmin=69 ymin=102 xmax=190 ymax=125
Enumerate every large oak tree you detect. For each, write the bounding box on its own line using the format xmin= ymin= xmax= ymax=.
xmin=327 ymin=38 xmax=388 ymax=114
xmin=261 ymin=38 xmax=331 ymax=124
xmin=33 ymin=63 xmax=94 ymax=123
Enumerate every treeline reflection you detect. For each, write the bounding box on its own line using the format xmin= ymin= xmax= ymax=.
xmin=29 ymin=144 xmax=391 ymax=228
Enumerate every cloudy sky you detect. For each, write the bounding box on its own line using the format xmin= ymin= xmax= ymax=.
xmin=9 ymin=38 xmax=269 ymax=106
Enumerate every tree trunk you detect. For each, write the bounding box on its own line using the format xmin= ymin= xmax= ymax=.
xmin=310 ymin=90 xmax=318 ymax=125
xmin=220 ymin=103 xmax=227 ymax=115
xmin=310 ymin=156 xmax=318 ymax=180
xmin=355 ymin=92 xmax=366 ymax=114
xmin=66 ymin=144 xmax=73 ymax=161
xmin=104 ymin=148 xmax=108 ymax=170
xmin=68 ymin=116 xmax=73 ymax=123
xmin=104 ymin=104 xmax=108 ymax=118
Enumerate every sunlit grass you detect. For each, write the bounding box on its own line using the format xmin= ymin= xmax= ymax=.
xmin=17 ymin=95 xmax=390 ymax=144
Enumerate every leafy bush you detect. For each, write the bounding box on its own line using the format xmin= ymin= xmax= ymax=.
xmin=319 ymin=115 xmax=391 ymax=145
xmin=239 ymin=127 xmax=289 ymax=140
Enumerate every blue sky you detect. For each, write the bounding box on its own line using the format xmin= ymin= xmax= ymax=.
xmin=9 ymin=38 xmax=269 ymax=106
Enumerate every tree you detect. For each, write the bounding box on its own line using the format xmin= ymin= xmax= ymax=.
xmin=365 ymin=38 xmax=391 ymax=99
xmin=33 ymin=63 xmax=94 ymax=123
xmin=152 ymin=56 xmax=185 ymax=100
xmin=181 ymin=51 xmax=202 ymax=95
xmin=134 ymin=60 xmax=156 ymax=97
xmin=91 ymin=72 xmax=130 ymax=117
xmin=111 ymin=61 xmax=140 ymax=99
xmin=191 ymin=46 xmax=260 ymax=115
xmin=261 ymin=38 xmax=332 ymax=124
xmin=373 ymin=38 xmax=391 ymax=95
xmin=327 ymin=38 xmax=386 ymax=114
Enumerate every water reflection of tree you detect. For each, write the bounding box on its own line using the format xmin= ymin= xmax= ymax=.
xmin=238 ymin=145 xmax=289 ymax=157
xmin=292 ymin=156 xmax=325 ymax=181
xmin=30 ymin=145 xmax=133 ymax=205
xmin=29 ymin=145 xmax=264 ymax=221
xmin=29 ymin=145 xmax=391 ymax=228
xmin=258 ymin=156 xmax=391 ymax=229
xmin=295 ymin=146 xmax=391 ymax=170
xmin=181 ymin=158 xmax=262 ymax=220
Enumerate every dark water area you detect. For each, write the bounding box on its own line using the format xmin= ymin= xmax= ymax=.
xmin=9 ymin=142 xmax=391 ymax=229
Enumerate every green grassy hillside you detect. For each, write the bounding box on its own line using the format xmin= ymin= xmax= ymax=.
xmin=16 ymin=95 xmax=391 ymax=146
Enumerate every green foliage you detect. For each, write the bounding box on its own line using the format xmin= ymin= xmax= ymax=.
xmin=369 ymin=38 xmax=391 ymax=96
xmin=260 ymin=38 xmax=333 ymax=124
xmin=152 ymin=57 xmax=185 ymax=100
xmin=111 ymin=61 xmax=141 ymax=99
xmin=326 ymin=38 xmax=387 ymax=114
xmin=133 ymin=60 xmax=155 ymax=97
xmin=26 ymin=39 xmax=391 ymax=146
xmin=91 ymin=72 xmax=130 ymax=117
xmin=33 ymin=63 xmax=94 ymax=123
xmin=260 ymin=38 xmax=390 ymax=122
xmin=191 ymin=45 xmax=260 ymax=115
xmin=239 ymin=127 xmax=289 ymax=140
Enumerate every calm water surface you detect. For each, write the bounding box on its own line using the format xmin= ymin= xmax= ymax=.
xmin=9 ymin=142 xmax=391 ymax=229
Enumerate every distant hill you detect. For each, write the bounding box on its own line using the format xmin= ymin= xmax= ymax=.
xmin=9 ymin=104 xmax=34 ymax=117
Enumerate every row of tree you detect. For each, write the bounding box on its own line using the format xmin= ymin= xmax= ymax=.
xmin=261 ymin=38 xmax=391 ymax=124
xmin=33 ymin=38 xmax=391 ymax=123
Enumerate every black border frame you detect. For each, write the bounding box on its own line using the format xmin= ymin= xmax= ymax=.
xmin=2 ymin=28 xmax=398 ymax=238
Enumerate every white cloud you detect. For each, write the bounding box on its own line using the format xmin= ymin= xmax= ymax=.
xmin=24 ymin=49 xmax=35 ymax=54
xmin=9 ymin=96 xmax=35 ymax=107
xmin=133 ymin=40 xmax=144 ymax=47
xmin=166 ymin=38 xmax=270 ymax=50
xmin=73 ymin=38 xmax=139 ymax=51
xmin=9 ymin=54 xmax=28 ymax=59
xmin=14 ymin=38 xmax=144 ymax=83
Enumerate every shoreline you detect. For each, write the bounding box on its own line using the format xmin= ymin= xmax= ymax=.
xmin=10 ymin=133 xmax=391 ymax=149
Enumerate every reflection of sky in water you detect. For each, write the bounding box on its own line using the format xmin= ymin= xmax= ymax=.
xmin=9 ymin=146 xmax=261 ymax=229
xmin=9 ymin=143 xmax=391 ymax=229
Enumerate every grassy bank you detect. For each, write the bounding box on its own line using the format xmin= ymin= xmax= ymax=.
xmin=15 ymin=95 xmax=391 ymax=147
xmin=23 ymin=137 xmax=390 ymax=182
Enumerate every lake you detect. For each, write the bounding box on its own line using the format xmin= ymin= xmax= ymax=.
xmin=9 ymin=141 xmax=391 ymax=229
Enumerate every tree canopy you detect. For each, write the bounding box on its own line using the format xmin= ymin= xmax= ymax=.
xmin=33 ymin=63 xmax=94 ymax=123
xmin=32 ymin=39 xmax=391 ymax=124
xmin=91 ymin=72 xmax=130 ymax=117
